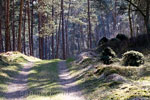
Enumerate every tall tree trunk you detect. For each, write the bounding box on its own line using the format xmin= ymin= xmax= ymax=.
xmin=87 ymin=0 xmax=92 ymax=48
xmin=27 ymin=0 xmax=31 ymax=55
xmin=31 ymin=0 xmax=34 ymax=55
xmin=51 ymin=0 xmax=54 ymax=59
xmin=38 ymin=11 xmax=42 ymax=58
xmin=145 ymin=0 xmax=150 ymax=34
xmin=65 ymin=0 xmax=71 ymax=58
xmin=0 ymin=2 xmax=3 ymax=52
xmin=61 ymin=0 xmax=66 ymax=59
xmin=128 ymin=2 xmax=133 ymax=38
xmin=18 ymin=0 xmax=24 ymax=52
xmin=56 ymin=14 xmax=61 ymax=58
xmin=23 ymin=2 xmax=27 ymax=54
xmin=45 ymin=36 xmax=47 ymax=59
xmin=5 ymin=0 xmax=11 ymax=52
xmin=0 ymin=15 xmax=2 ymax=53
xmin=12 ymin=0 xmax=16 ymax=51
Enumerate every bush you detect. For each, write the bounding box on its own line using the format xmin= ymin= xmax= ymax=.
xmin=108 ymin=38 xmax=120 ymax=50
xmin=116 ymin=34 xmax=128 ymax=41
xmin=100 ymin=47 xmax=117 ymax=64
xmin=98 ymin=37 xmax=109 ymax=46
xmin=122 ymin=51 xmax=144 ymax=66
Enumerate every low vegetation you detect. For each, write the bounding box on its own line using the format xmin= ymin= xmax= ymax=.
xmin=122 ymin=51 xmax=144 ymax=66
xmin=67 ymin=36 xmax=150 ymax=100
xmin=100 ymin=47 xmax=117 ymax=64
xmin=27 ymin=59 xmax=63 ymax=100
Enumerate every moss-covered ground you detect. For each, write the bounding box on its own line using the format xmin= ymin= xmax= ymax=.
xmin=66 ymin=56 xmax=150 ymax=100
xmin=26 ymin=59 xmax=63 ymax=100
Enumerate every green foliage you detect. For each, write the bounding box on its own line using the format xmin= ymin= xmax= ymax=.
xmin=13 ymin=56 xmax=28 ymax=63
xmin=116 ymin=34 xmax=128 ymax=41
xmin=94 ymin=65 xmax=140 ymax=78
xmin=122 ymin=51 xmax=144 ymax=66
xmin=100 ymin=47 xmax=117 ymax=64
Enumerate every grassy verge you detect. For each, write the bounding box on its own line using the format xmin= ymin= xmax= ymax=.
xmin=67 ymin=58 xmax=150 ymax=100
xmin=27 ymin=59 xmax=63 ymax=100
xmin=0 ymin=51 xmax=41 ymax=100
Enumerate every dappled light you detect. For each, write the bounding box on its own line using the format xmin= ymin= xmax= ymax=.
xmin=1 ymin=0 xmax=150 ymax=100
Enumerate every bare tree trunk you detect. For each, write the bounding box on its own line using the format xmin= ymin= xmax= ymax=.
xmin=5 ymin=0 xmax=11 ymax=52
xmin=145 ymin=0 xmax=150 ymax=34
xmin=51 ymin=0 xmax=54 ymax=59
xmin=0 ymin=2 xmax=3 ymax=52
xmin=23 ymin=2 xmax=27 ymax=54
xmin=65 ymin=0 xmax=71 ymax=58
xmin=12 ymin=0 xmax=16 ymax=51
xmin=31 ymin=0 xmax=34 ymax=55
xmin=45 ymin=36 xmax=47 ymax=59
xmin=38 ymin=10 xmax=42 ymax=59
xmin=56 ymin=14 xmax=61 ymax=58
xmin=61 ymin=0 xmax=66 ymax=59
xmin=27 ymin=0 xmax=32 ymax=55
xmin=87 ymin=0 xmax=92 ymax=48
xmin=0 ymin=15 xmax=2 ymax=52
xmin=128 ymin=1 xmax=133 ymax=38
xmin=18 ymin=0 xmax=24 ymax=52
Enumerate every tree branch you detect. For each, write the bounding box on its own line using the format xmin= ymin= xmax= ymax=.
xmin=125 ymin=0 xmax=146 ymax=17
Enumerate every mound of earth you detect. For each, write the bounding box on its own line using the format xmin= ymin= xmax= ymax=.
xmin=76 ymin=51 xmax=98 ymax=64
xmin=0 ymin=51 xmax=41 ymax=64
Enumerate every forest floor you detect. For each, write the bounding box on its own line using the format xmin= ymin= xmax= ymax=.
xmin=58 ymin=61 xmax=85 ymax=100
xmin=2 ymin=51 xmax=150 ymax=100
xmin=0 ymin=51 xmax=86 ymax=100
xmin=5 ymin=62 xmax=34 ymax=100
xmin=66 ymin=56 xmax=150 ymax=100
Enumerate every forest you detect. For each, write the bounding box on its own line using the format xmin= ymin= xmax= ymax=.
xmin=0 ymin=0 xmax=150 ymax=100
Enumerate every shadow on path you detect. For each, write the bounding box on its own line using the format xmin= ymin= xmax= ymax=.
xmin=5 ymin=62 xmax=33 ymax=100
xmin=58 ymin=61 xmax=85 ymax=100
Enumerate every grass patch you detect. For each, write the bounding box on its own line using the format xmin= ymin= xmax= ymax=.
xmin=66 ymin=58 xmax=75 ymax=63
xmin=27 ymin=59 xmax=63 ymax=100
xmin=67 ymin=58 xmax=150 ymax=100
xmin=0 ymin=51 xmax=41 ymax=64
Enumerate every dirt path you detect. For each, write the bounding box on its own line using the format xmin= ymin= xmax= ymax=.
xmin=5 ymin=62 xmax=34 ymax=100
xmin=58 ymin=61 xmax=85 ymax=100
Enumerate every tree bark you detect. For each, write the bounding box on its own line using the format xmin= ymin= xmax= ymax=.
xmin=12 ymin=0 xmax=16 ymax=51
xmin=27 ymin=0 xmax=32 ymax=55
xmin=0 ymin=15 xmax=2 ymax=52
xmin=31 ymin=0 xmax=34 ymax=55
xmin=23 ymin=2 xmax=27 ymax=54
xmin=0 ymin=2 xmax=3 ymax=52
xmin=56 ymin=14 xmax=61 ymax=58
xmin=18 ymin=0 xmax=24 ymax=52
xmin=51 ymin=0 xmax=54 ymax=59
xmin=87 ymin=0 xmax=92 ymax=48
xmin=65 ymin=0 xmax=71 ymax=58
xmin=61 ymin=0 xmax=66 ymax=59
xmin=5 ymin=0 xmax=11 ymax=52
xmin=145 ymin=0 xmax=150 ymax=34
xmin=128 ymin=1 xmax=133 ymax=38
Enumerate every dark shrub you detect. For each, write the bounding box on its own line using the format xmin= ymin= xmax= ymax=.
xmin=122 ymin=51 xmax=144 ymax=66
xmin=108 ymin=38 xmax=120 ymax=49
xmin=116 ymin=34 xmax=128 ymax=41
xmin=100 ymin=47 xmax=117 ymax=64
xmin=98 ymin=37 xmax=109 ymax=46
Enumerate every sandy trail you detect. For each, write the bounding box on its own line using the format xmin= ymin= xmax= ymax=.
xmin=5 ymin=62 xmax=33 ymax=100
xmin=58 ymin=61 xmax=85 ymax=100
